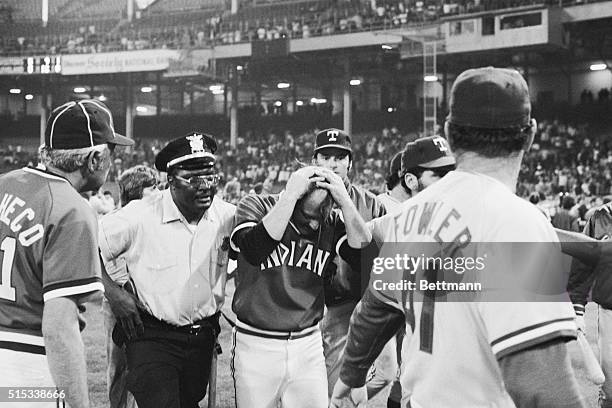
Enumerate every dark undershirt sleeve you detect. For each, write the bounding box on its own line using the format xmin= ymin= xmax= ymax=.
xmin=339 ymin=288 xmax=405 ymax=387
xmin=338 ymin=238 xmax=379 ymax=276
xmin=232 ymin=222 xmax=279 ymax=265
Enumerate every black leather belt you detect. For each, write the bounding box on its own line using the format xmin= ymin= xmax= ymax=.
xmin=235 ymin=325 xmax=316 ymax=340
xmin=140 ymin=311 xmax=220 ymax=336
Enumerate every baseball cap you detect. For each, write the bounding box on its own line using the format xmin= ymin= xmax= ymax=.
xmin=313 ymin=128 xmax=352 ymax=154
xmin=447 ymin=66 xmax=531 ymax=129
xmin=45 ymin=99 xmax=134 ymax=149
xmin=155 ymin=131 xmax=217 ymax=172
xmin=401 ymin=136 xmax=456 ymax=174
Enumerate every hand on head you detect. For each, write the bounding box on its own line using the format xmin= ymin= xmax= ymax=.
xmin=284 ymin=166 xmax=325 ymax=200
xmin=312 ymin=167 xmax=352 ymax=208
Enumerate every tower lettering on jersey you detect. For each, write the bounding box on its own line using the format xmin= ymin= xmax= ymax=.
xmin=393 ymin=204 xmax=418 ymax=239
xmin=418 ymin=202 xmax=441 ymax=236
xmin=0 ymin=193 xmax=45 ymax=247
xmin=392 ymin=202 xmax=471 ymax=249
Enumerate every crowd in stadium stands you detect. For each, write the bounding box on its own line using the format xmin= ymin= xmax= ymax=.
xmin=1 ymin=0 xmax=594 ymax=55
xmin=2 ymin=118 xmax=612 ymax=230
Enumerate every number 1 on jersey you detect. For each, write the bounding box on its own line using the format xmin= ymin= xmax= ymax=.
xmin=0 ymin=237 xmax=16 ymax=301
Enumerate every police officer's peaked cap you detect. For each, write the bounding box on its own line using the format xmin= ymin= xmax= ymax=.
xmin=155 ymin=131 xmax=217 ymax=172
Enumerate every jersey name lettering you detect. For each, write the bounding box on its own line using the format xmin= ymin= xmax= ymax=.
xmin=393 ymin=201 xmax=472 ymax=249
xmin=261 ymin=241 xmax=331 ymax=276
xmin=0 ymin=193 xmax=44 ymax=247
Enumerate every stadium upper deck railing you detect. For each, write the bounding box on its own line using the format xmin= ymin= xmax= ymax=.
xmin=0 ymin=0 xmax=609 ymax=57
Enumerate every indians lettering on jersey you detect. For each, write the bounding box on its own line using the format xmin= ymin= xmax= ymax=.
xmin=0 ymin=193 xmax=44 ymax=247
xmin=260 ymin=240 xmax=331 ymax=276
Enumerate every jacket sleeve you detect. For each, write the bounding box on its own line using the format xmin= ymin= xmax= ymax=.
xmin=230 ymin=195 xmax=279 ymax=265
xmin=339 ymin=287 xmax=405 ymax=387
xmin=232 ymin=222 xmax=279 ymax=265
xmin=567 ymin=215 xmax=597 ymax=316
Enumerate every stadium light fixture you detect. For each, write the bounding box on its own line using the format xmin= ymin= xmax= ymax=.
xmin=381 ymin=44 xmax=393 ymax=50
xmin=277 ymin=82 xmax=290 ymax=89
xmin=236 ymin=65 xmax=244 ymax=71
xmin=387 ymin=107 xmax=397 ymax=113
xmin=209 ymin=84 xmax=223 ymax=92
xmin=141 ymin=86 xmax=153 ymax=93
xmin=296 ymin=101 xmax=304 ymax=106
xmin=136 ymin=106 xmax=148 ymax=113
xmin=424 ymin=75 xmax=438 ymax=82
xmin=73 ymin=87 xmax=87 ymax=93
xmin=590 ymin=63 xmax=607 ymax=71
xmin=25 ymin=94 xmax=34 ymax=100
xmin=9 ymin=88 xmax=21 ymax=94
xmin=274 ymin=101 xmax=282 ymax=107
xmin=98 ymin=94 xmax=107 ymax=102
xmin=349 ymin=79 xmax=361 ymax=86
xmin=211 ymin=89 xmax=224 ymax=95
xmin=310 ymin=98 xmax=327 ymax=104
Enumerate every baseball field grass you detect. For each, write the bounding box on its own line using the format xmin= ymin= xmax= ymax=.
xmin=82 ymin=288 xmax=601 ymax=408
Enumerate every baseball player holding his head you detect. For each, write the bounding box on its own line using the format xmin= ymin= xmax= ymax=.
xmin=310 ymin=129 xmax=390 ymax=398
xmin=330 ymin=67 xmax=587 ymax=408
xmin=0 ymin=99 xmax=133 ymax=408
xmin=230 ymin=166 xmax=371 ymax=408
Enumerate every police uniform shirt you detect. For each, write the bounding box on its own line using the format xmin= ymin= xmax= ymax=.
xmin=99 ymin=188 xmax=235 ymax=326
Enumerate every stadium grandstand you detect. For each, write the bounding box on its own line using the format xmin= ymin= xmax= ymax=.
xmin=1 ymin=0 xmax=612 ymax=199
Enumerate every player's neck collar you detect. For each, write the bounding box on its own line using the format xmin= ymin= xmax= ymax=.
xmin=24 ymin=165 xmax=70 ymax=183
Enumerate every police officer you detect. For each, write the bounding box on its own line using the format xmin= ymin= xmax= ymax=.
xmin=99 ymin=132 xmax=235 ymax=408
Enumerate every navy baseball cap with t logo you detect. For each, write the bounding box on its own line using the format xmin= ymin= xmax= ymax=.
xmin=313 ymin=128 xmax=352 ymax=154
xmin=45 ymin=100 xmax=134 ymax=149
xmin=401 ymin=136 xmax=456 ymax=174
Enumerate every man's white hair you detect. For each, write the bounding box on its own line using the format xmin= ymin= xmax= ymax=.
xmin=39 ymin=144 xmax=108 ymax=173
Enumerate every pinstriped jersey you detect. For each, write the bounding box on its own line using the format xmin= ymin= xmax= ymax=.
xmin=368 ymin=170 xmax=576 ymax=408
xmin=0 ymin=166 xmax=104 ymax=354
xmin=230 ymin=194 xmax=344 ymax=332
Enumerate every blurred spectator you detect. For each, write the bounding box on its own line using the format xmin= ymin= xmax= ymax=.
xmin=117 ymin=164 xmax=160 ymax=206
xmin=89 ymin=189 xmax=116 ymax=217
xmin=552 ymin=194 xmax=578 ymax=231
